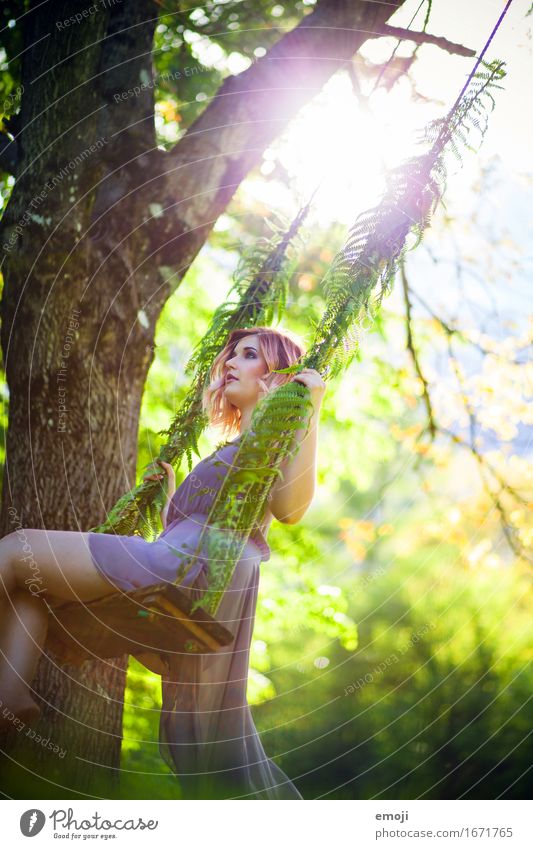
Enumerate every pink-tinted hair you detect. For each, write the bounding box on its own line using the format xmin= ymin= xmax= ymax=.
xmin=203 ymin=326 xmax=306 ymax=439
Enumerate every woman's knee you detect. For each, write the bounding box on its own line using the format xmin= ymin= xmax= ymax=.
xmin=0 ymin=529 xmax=46 ymax=596
xmin=0 ymin=531 xmax=24 ymax=594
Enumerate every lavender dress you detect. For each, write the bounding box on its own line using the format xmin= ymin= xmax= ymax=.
xmin=87 ymin=438 xmax=303 ymax=800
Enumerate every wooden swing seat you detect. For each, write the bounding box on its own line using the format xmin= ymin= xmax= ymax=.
xmin=45 ymin=581 xmax=235 ymax=667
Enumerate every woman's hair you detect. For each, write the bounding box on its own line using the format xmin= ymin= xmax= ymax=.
xmin=203 ymin=326 xmax=306 ymax=439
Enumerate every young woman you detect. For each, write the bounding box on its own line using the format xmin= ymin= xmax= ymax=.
xmin=0 ymin=326 xmax=325 ymax=798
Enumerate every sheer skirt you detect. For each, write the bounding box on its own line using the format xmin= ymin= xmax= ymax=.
xmin=157 ymin=527 xmax=302 ymax=800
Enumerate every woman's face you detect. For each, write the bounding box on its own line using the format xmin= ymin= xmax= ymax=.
xmin=223 ymin=334 xmax=268 ymax=408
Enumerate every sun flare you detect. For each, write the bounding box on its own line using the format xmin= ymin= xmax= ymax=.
xmin=262 ymin=70 xmax=440 ymax=226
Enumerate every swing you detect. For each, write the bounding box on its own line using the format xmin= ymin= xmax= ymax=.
xmin=45 ymin=11 xmax=507 ymax=668
xmin=46 ymin=581 xmax=235 ymax=667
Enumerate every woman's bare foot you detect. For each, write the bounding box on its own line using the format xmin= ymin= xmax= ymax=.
xmin=0 ymin=689 xmax=41 ymax=730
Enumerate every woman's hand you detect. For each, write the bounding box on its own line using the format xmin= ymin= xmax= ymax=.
xmin=144 ymin=459 xmax=176 ymax=492
xmin=291 ymin=367 xmax=326 ymax=412
xmin=143 ymin=460 xmax=176 ymax=531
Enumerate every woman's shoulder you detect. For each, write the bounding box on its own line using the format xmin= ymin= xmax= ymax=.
xmin=216 ymin=434 xmax=243 ymax=450
xmin=211 ymin=434 xmax=243 ymax=458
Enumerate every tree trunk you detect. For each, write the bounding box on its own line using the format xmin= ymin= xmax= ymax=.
xmin=0 ymin=0 xmax=165 ymax=798
xmin=0 ymin=0 xmax=403 ymax=796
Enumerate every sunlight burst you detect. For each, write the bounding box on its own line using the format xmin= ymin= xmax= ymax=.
xmin=269 ymin=71 xmax=438 ymax=226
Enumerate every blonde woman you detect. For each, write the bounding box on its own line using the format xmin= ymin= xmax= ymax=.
xmin=0 ymin=326 xmax=325 ymax=798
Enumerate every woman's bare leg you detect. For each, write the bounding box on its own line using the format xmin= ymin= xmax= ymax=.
xmin=0 ymin=529 xmax=119 ymax=729
xmin=0 ymin=590 xmax=48 ymax=727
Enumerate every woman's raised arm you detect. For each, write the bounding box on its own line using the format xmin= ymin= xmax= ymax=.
xmin=268 ymin=368 xmax=325 ymax=525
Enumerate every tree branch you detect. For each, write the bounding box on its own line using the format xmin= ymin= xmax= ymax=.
xmin=379 ymin=25 xmax=476 ymax=57
xmin=442 ymin=427 xmax=533 ymax=565
xmin=410 ymin=288 xmax=528 ymax=366
xmin=400 ymin=261 xmax=437 ymax=439
xmin=141 ymin=0 xmax=406 ymax=266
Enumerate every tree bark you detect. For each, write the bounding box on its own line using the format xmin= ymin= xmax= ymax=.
xmin=0 ymin=0 xmax=163 ymax=798
xmin=0 ymin=0 xmax=405 ymax=796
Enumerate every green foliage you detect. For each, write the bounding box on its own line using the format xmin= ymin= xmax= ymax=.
xmin=0 ymin=5 xmax=23 ymax=113
xmin=118 ymin=657 xmax=178 ymax=799
xmin=253 ymin=535 xmax=532 ymax=800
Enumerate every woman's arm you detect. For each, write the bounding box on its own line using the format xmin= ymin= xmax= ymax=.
xmin=268 ymin=368 xmax=326 ymax=525
xmin=160 ymin=500 xmax=171 ymax=531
